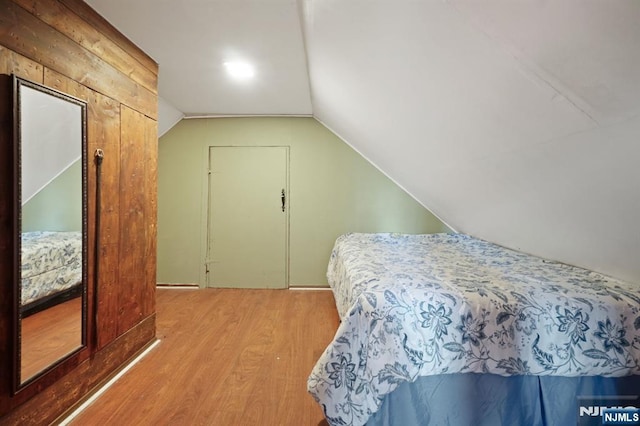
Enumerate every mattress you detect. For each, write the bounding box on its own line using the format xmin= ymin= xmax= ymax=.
xmin=21 ymin=231 xmax=82 ymax=306
xmin=308 ymin=233 xmax=640 ymax=426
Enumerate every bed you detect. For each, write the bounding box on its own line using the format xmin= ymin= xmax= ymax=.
xmin=308 ymin=233 xmax=640 ymax=426
xmin=21 ymin=231 xmax=83 ymax=317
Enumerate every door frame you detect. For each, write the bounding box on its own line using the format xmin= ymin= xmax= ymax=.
xmin=198 ymin=145 xmax=290 ymax=289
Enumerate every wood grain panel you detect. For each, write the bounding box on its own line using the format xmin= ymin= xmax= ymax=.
xmin=0 ymin=1 xmax=157 ymax=119
xmin=143 ymin=114 xmax=158 ymax=318
xmin=59 ymin=0 xmax=158 ymax=77
xmin=90 ymin=91 xmax=122 ymax=350
xmin=0 ymin=45 xmax=43 ymax=82
xmin=44 ymin=67 xmax=91 ymax=100
xmin=14 ymin=0 xmax=157 ymax=94
xmin=118 ymin=105 xmax=148 ymax=334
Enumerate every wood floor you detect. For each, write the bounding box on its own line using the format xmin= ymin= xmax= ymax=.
xmin=69 ymin=288 xmax=339 ymax=425
xmin=21 ymin=297 xmax=82 ymax=382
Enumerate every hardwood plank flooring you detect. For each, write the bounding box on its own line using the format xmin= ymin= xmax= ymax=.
xmin=69 ymin=288 xmax=339 ymax=425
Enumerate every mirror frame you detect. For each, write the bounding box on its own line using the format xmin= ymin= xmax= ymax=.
xmin=11 ymin=76 xmax=89 ymax=393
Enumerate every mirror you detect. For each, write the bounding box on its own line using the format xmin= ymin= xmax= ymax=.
xmin=13 ymin=77 xmax=87 ymax=389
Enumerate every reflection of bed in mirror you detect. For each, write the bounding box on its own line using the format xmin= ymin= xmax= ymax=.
xmin=20 ymin=231 xmax=82 ymax=317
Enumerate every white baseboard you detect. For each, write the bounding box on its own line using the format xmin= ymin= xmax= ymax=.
xmin=58 ymin=340 xmax=161 ymax=425
xmin=288 ymin=286 xmax=331 ymax=291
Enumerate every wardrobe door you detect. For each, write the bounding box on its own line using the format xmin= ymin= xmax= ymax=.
xmin=118 ymin=105 xmax=157 ymax=336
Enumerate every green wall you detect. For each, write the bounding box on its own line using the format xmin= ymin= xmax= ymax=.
xmin=22 ymin=160 xmax=82 ymax=232
xmin=158 ymin=117 xmax=450 ymax=287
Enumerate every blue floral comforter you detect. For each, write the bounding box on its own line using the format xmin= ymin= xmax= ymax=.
xmin=308 ymin=233 xmax=640 ymax=426
xmin=21 ymin=231 xmax=82 ymax=306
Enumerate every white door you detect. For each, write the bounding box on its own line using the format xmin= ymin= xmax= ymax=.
xmin=206 ymin=146 xmax=288 ymax=288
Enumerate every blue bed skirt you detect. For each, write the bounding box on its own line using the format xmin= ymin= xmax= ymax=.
xmin=366 ymin=374 xmax=640 ymax=426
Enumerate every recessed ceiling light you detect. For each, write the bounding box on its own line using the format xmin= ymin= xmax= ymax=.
xmin=223 ymin=61 xmax=255 ymax=81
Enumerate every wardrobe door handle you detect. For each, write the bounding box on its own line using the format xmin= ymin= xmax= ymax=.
xmin=281 ymin=189 xmax=286 ymax=212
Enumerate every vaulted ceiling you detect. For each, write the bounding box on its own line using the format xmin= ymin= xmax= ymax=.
xmin=85 ymin=0 xmax=640 ymax=284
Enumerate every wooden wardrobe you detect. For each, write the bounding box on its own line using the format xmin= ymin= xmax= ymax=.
xmin=0 ymin=0 xmax=158 ymax=423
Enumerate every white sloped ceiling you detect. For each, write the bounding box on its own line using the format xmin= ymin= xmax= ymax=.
xmin=299 ymin=0 xmax=640 ymax=283
xmin=86 ymin=0 xmax=312 ymax=116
